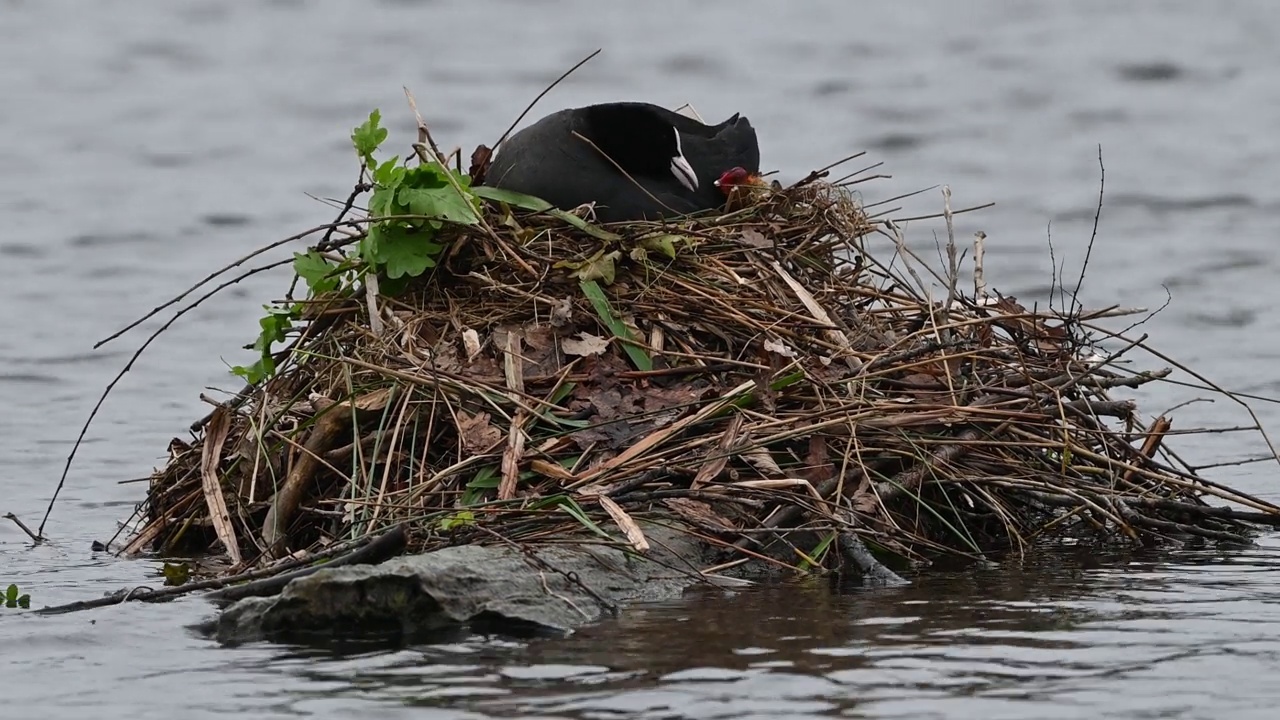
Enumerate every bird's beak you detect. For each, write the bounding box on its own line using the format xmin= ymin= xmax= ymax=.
xmin=670 ymin=155 xmax=699 ymax=192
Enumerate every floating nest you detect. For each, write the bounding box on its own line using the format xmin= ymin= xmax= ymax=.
xmin=115 ymin=133 xmax=1280 ymax=582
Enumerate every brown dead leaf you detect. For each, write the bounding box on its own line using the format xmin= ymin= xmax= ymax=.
xmin=987 ymin=293 xmax=1068 ymax=355
xmin=520 ymin=323 xmax=560 ymax=377
xmin=641 ymin=384 xmax=706 ymax=414
xmin=663 ymin=497 xmax=740 ymax=534
xmin=468 ymin=144 xmax=492 ymax=184
xmin=568 ymin=377 xmax=706 ymax=451
xmin=428 ymin=338 xmax=463 ymax=374
xmin=529 ymin=458 xmax=575 ymax=481
xmin=991 ymin=294 xmax=1026 ymax=316
xmin=850 ymin=473 xmax=879 ymax=516
xmin=739 ymin=227 xmax=771 ymax=249
xmin=598 ymin=495 xmax=649 ymax=552
xmin=461 ymin=327 xmax=482 ymax=360
xmin=501 ymin=329 xmax=525 ymax=394
xmin=569 ymin=385 xmax=631 ymax=449
xmin=550 ymin=297 xmax=574 ymax=327
xmin=562 ymin=332 xmax=611 ymax=357
xmin=741 ymin=442 xmax=784 ymax=477
xmin=456 ymin=411 xmax=504 ymax=454
xmin=349 ymin=387 xmax=394 ymax=413
xmin=763 ymin=338 xmax=796 ymax=358
xmin=693 ymin=413 xmax=743 ymax=488
xmin=901 ymin=372 xmax=944 ymax=387
xmin=557 ymin=249 xmax=621 ymax=284
xmin=805 ymin=435 xmax=834 ymax=484
xmin=589 ymin=387 xmax=638 ymax=420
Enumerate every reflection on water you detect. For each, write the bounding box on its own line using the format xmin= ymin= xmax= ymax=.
xmin=4 ymin=0 xmax=1280 ymax=718
xmin=203 ymin=540 xmax=1280 ymax=719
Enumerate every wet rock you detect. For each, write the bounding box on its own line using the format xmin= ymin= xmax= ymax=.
xmin=208 ymin=525 xmax=712 ymax=646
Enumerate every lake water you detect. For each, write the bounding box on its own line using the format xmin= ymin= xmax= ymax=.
xmin=4 ymin=0 xmax=1280 ymax=717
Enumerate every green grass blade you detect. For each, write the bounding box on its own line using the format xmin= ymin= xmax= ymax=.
xmin=526 ymin=494 xmax=611 ymax=539
xmin=580 ymin=280 xmax=652 ymax=372
xmin=557 ymin=497 xmax=611 ymax=539
xmin=796 ymin=531 xmax=838 ymax=572
xmin=548 ymin=210 xmax=620 ymax=241
xmin=471 ymin=185 xmax=553 ymax=211
xmin=471 ymin=186 xmax=620 ymax=240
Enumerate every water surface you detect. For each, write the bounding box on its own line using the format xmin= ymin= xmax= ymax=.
xmin=3 ymin=1 xmax=1280 ymax=717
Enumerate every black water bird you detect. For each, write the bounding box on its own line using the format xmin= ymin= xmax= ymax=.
xmin=483 ymin=102 xmax=760 ymax=223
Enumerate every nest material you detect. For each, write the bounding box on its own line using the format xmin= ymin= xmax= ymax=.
xmin=123 ymin=175 xmax=1279 ymax=578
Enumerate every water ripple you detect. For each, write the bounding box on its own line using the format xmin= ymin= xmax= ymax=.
xmin=1109 ymin=192 xmax=1257 ymax=213
xmin=1116 ymin=61 xmax=1187 ymax=83
xmin=7 ymin=1 xmax=1280 ymax=719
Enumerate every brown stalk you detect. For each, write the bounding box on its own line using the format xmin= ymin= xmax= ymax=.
xmin=105 ymin=151 xmax=1280 ymax=592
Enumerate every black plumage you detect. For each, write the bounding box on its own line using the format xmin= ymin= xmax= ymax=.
xmin=483 ymin=102 xmax=760 ymax=223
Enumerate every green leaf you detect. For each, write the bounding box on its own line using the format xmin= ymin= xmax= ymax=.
xmin=536 ymin=380 xmax=581 ymax=429
xmin=293 ymin=251 xmax=340 ymax=294
xmin=539 ymin=413 xmax=592 ymax=429
xmin=522 ymin=495 xmax=610 ymax=539
xmin=548 ymin=381 xmax=576 ymax=406
xmin=580 ymin=279 xmax=652 ymax=371
xmin=17 ymin=594 xmax=29 ymax=609
xmin=557 ymin=249 xmax=621 ymax=285
xmin=439 ymin=510 xmax=476 ymax=531
xmin=399 ymin=186 xmax=480 ymax=226
xmin=557 ymin=499 xmax=610 ymax=539
xmin=5 ymin=584 xmax=16 ymax=603
xmin=461 ymin=466 xmax=500 ymax=506
xmin=231 ymin=304 xmax=298 ymax=384
xmin=373 ymin=156 xmax=404 ymax=187
xmin=162 ymin=562 xmax=191 ymax=587
xmin=367 ymin=224 xmax=442 ymax=279
xmin=231 ymin=356 xmax=274 ymax=384
xmin=472 ymin=185 xmax=553 ymax=212
xmin=377 ymin=273 xmax=412 ymax=297
xmin=524 ymin=491 xmax=609 ymax=538
xmin=368 ymin=185 xmax=399 ymax=220
xmin=640 ymin=233 xmax=686 ymax=260
xmin=352 ymin=109 xmax=388 ymax=165
xmin=256 ymin=306 xmax=294 ymax=348
xmin=403 ymin=164 xmax=449 ymax=189
xmin=467 ymin=467 xmax=501 ymax=489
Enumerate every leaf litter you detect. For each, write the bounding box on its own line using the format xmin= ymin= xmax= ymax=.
xmin=106 ymin=110 xmax=1280 ymax=588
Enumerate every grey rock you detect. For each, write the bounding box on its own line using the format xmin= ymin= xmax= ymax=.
xmin=210 ymin=524 xmax=713 ymax=645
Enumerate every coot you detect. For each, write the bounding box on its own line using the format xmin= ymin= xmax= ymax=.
xmin=484 ymin=102 xmax=760 ymax=223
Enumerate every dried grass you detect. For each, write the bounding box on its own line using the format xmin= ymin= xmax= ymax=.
xmin=117 ymin=158 xmax=1280 ymax=580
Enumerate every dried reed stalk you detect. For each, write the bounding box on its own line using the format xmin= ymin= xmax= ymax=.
xmin=122 ymin=169 xmax=1280 ymax=581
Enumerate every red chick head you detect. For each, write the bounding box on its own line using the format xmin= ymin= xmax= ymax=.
xmin=713 ymin=166 xmax=757 ymax=195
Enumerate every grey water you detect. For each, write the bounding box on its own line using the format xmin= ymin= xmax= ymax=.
xmin=3 ymin=0 xmax=1280 ymax=717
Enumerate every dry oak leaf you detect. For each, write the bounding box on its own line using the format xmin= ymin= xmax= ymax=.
xmin=562 ymin=332 xmax=611 ymax=357
xmin=457 ymin=411 xmax=504 ymax=454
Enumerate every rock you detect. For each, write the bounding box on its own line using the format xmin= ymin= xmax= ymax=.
xmin=207 ymin=524 xmax=714 ymax=645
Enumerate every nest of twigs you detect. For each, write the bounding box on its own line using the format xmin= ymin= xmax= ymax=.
xmin=119 ymin=156 xmax=1280 ymax=580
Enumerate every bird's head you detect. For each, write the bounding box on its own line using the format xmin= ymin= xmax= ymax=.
xmin=713 ymin=166 xmax=763 ymax=195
